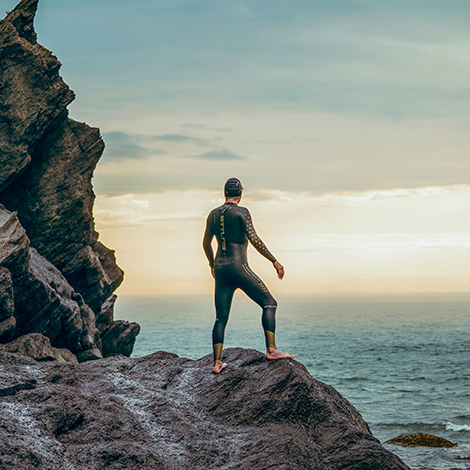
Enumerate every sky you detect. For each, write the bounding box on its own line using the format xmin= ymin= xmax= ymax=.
xmin=7 ymin=0 xmax=470 ymax=296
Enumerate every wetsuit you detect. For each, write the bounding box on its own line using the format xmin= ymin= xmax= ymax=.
xmin=203 ymin=202 xmax=278 ymax=362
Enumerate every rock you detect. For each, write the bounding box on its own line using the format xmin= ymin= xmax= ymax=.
xmin=94 ymin=295 xmax=139 ymax=358
xmin=13 ymin=246 xmax=97 ymax=354
xmin=95 ymin=294 xmax=116 ymax=333
xmin=91 ymin=236 xmax=124 ymax=296
xmin=0 ymin=205 xmax=100 ymax=358
xmin=385 ymin=432 xmax=458 ymax=448
xmin=56 ymin=348 xmax=79 ymax=365
xmin=1 ymin=333 xmax=78 ymax=364
xmin=0 ymin=205 xmax=30 ymax=278
xmin=3 ymin=333 xmax=65 ymax=362
xmin=0 ymin=0 xmax=137 ymax=357
xmin=0 ymin=316 xmax=16 ymax=337
xmin=0 ymin=115 xmax=124 ymax=314
xmin=0 ymin=348 xmax=410 ymax=469
xmin=0 ymin=0 xmax=74 ymax=192
xmin=75 ymin=347 xmax=103 ymax=363
xmin=0 ymin=267 xmax=14 ymax=321
xmin=100 ymin=320 xmax=141 ymax=358
xmin=4 ymin=0 xmax=38 ymax=44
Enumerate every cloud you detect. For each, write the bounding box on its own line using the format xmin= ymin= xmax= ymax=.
xmin=151 ymin=134 xmax=207 ymax=144
xmin=280 ymin=235 xmax=470 ymax=251
xmin=182 ymin=123 xmax=232 ymax=132
xmin=102 ymin=132 xmax=165 ymax=161
xmin=94 ymin=193 xmax=207 ymax=228
xmin=244 ymin=190 xmax=294 ymax=203
xmin=191 ymin=149 xmax=246 ymax=160
xmin=315 ymin=185 xmax=469 ymax=206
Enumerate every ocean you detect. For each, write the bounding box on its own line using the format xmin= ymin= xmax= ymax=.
xmin=114 ymin=295 xmax=470 ymax=470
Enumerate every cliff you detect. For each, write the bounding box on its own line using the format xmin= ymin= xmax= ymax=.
xmin=0 ymin=0 xmax=139 ymax=360
xmin=0 ymin=347 xmax=410 ymax=470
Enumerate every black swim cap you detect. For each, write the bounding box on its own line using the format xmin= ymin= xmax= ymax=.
xmin=224 ymin=177 xmax=244 ymax=197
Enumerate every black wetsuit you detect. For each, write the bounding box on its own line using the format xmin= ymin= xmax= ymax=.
xmin=203 ymin=203 xmax=278 ymax=361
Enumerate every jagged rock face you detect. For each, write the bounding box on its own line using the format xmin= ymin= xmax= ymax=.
xmin=0 ymin=0 xmax=136 ymax=358
xmin=0 ymin=0 xmax=74 ymax=192
xmin=0 ymin=205 xmax=100 ymax=356
xmin=0 ymin=115 xmax=124 ymax=313
xmin=0 ymin=348 xmax=410 ymax=470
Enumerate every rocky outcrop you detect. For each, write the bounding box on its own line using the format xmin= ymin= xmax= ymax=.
xmin=0 ymin=333 xmax=78 ymax=363
xmin=0 ymin=347 xmax=410 ymax=470
xmin=0 ymin=206 xmax=99 ymax=356
xmin=0 ymin=0 xmax=138 ymax=358
xmin=0 ymin=117 xmax=123 ymax=313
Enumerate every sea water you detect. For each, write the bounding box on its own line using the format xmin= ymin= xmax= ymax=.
xmin=114 ymin=295 xmax=470 ymax=470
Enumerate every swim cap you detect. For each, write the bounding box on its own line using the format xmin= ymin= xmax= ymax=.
xmin=224 ymin=177 xmax=244 ymax=197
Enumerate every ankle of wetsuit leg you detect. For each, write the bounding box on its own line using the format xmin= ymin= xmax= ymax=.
xmin=213 ymin=343 xmax=223 ymax=362
xmin=264 ymin=330 xmax=276 ymax=349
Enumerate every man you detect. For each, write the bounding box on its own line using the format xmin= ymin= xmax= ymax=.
xmin=203 ymin=177 xmax=295 ymax=374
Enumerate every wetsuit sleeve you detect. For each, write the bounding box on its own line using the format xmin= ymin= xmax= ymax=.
xmin=203 ymin=213 xmax=215 ymax=268
xmin=242 ymin=209 xmax=277 ymax=263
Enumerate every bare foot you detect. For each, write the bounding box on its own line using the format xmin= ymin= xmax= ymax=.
xmin=212 ymin=360 xmax=227 ymax=374
xmin=266 ymin=347 xmax=295 ymax=360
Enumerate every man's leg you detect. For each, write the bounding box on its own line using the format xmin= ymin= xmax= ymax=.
xmin=237 ymin=263 xmax=294 ymax=360
xmin=212 ymin=273 xmax=235 ymax=373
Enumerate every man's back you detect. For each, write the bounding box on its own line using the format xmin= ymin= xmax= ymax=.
xmin=203 ymin=203 xmax=276 ymax=267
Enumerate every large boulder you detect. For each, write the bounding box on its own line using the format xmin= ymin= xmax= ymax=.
xmin=0 ymin=348 xmax=410 ymax=470
xmin=1 ymin=333 xmax=78 ymax=363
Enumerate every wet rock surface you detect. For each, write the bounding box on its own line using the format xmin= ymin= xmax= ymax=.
xmin=0 ymin=0 xmax=137 ymax=358
xmin=0 ymin=347 xmax=410 ymax=470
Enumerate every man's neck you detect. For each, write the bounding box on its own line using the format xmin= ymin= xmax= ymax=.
xmin=225 ymin=197 xmax=240 ymax=205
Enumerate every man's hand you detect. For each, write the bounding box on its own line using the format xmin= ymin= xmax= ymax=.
xmin=273 ymin=261 xmax=284 ymax=280
xmin=211 ymin=267 xmax=215 ymax=279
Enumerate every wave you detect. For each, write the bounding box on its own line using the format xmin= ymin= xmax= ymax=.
xmin=446 ymin=422 xmax=470 ymax=432
xmin=374 ymin=420 xmax=470 ymax=434
xmin=374 ymin=422 xmax=446 ymax=432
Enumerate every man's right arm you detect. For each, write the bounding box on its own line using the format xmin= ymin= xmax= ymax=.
xmin=203 ymin=215 xmax=215 ymax=269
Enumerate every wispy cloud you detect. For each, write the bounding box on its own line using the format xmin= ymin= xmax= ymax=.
xmin=102 ymin=132 xmax=166 ymax=161
xmin=182 ymin=123 xmax=232 ymax=132
xmin=151 ymin=134 xmax=207 ymax=144
xmin=316 ymin=185 xmax=469 ymax=206
xmin=191 ymin=149 xmax=246 ymax=160
xmin=280 ymin=235 xmax=470 ymax=251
